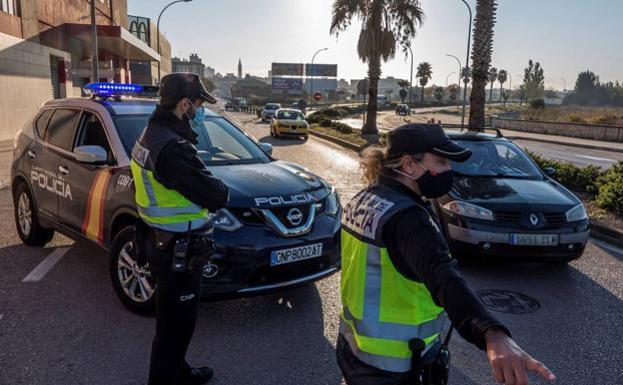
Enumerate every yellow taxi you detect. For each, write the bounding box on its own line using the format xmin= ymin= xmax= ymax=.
xmin=270 ymin=108 xmax=309 ymax=139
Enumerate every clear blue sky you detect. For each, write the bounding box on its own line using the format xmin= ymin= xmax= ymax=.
xmin=128 ymin=0 xmax=622 ymax=90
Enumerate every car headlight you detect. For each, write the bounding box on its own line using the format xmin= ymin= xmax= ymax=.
xmin=442 ymin=200 xmax=494 ymax=221
xmin=210 ymin=208 xmax=242 ymax=231
xmin=565 ymin=204 xmax=587 ymax=222
xmin=315 ymin=189 xmax=340 ymax=217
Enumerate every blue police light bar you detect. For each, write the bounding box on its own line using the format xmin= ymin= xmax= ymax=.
xmin=83 ymin=82 xmax=159 ymax=98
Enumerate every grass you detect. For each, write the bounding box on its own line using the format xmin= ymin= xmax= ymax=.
xmin=519 ymin=105 xmax=623 ymax=125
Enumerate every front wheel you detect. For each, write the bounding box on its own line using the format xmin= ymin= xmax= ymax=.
xmin=13 ymin=182 xmax=54 ymax=246
xmin=110 ymin=225 xmax=156 ymax=315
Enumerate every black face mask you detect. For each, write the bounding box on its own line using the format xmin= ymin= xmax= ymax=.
xmin=394 ymin=160 xmax=455 ymax=198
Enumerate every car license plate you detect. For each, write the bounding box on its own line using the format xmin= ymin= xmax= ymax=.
xmin=270 ymin=243 xmax=323 ymax=266
xmin=509 ymin=234 xmax=559 ymax=246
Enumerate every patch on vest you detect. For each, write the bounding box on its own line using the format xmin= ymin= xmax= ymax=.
xmin=342 ymin=191 xmax=395 ymax=239
xmin=132 ymin=142 xmax=149 ymax=167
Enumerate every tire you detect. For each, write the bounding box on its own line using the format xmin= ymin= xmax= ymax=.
xmin=302 ymin=135 xmax=309 ymax=141
xmin=13 ymin=182 xmax=54 ymax=247
xmin=109 ymin=225 xmax=156 ymax=315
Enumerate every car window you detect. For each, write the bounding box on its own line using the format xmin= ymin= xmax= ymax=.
xmin=452 ymin=140 xmax=542 ymax=179
xmin=195 ymin=117 xmax=270 ymax=165
xmin=112 ymin=114 xmax=149 ymax=155
xmin=35 ymin=109 xmax=54 ymax=138
xmin=277 ymin=110 xmax=304 ymax=120
xmin=45 ymin=109 xmax=81 ymax=151
xmin=75 ymin=111 xmax=113 ymax=162
xmin=266 ymin=104 xmax=280 ymax=110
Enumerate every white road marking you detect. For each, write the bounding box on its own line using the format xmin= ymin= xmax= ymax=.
xmin=590 ymin=238 xmax=623 ymax=258
xmin=22 ymin=247 xmax=70 ymax=282
xmin=576 ymin=155 xmax=615 ymax=162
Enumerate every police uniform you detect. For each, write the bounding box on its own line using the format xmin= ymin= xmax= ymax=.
xmin=337 ymin=125 xmax=511 ymax=385
xmin=131 ymin=73 xmax=229 ymax=385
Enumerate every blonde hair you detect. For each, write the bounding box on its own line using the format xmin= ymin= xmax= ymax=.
xmin=361 ymin=146 xmax=424 ymax=186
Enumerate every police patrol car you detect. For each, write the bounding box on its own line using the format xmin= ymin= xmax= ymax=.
xmin=11 ymin=83 xmax=341 ymax=314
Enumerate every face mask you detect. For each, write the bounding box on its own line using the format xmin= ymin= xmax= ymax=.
xmin=394 ymin=160 xmax=454 ymax=199
xmin=183 ymin=99 xmax=204 ymax=128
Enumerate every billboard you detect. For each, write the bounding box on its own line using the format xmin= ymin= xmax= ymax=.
xmin=272 ymin=78 xmax=303 ymax=90
xmin=271 ymin=63 xmax=304 ymax=76
xmin=305 ymin=64 xmax=338 ymax=77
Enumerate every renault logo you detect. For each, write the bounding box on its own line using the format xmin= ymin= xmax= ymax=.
xmin=287 ymin=208 xmax=304 ymax=226
xmin=529 ymin=213 xmax=539 ymax=226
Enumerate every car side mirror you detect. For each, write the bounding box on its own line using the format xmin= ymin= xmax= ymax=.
xmin=74 ymin=145 xmax=108 ymax=164
xmin=259 ymin=143 xmax=273 ymax=156
xmin=543 ymin=167 xmax=556 ymax=177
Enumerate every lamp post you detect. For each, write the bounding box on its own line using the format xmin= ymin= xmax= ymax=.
xmin=508 ymin=72 xmax=512 ymax=101
xmin=309 ymin=47 xmax=328 ymax=109
xmin=446 ymin=54 xmax=462 ymax=115
xmin=407 ymin=45 xmax=414 ymax=105
xmin=157 ymin=0 xmax=193 ymax=84
xmin=561 ymin=77 xmax=567 ymax=96
xmin=445 ymin=72 xmax=457 ymax=88
xmin=90 ymin=0 xmax=98 ymax=82
xmin=458 ymin=0 xmax=472 ymax=130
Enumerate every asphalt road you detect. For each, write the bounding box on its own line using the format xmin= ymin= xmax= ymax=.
xmin=1 ymin=111 xmax=622 ymax=384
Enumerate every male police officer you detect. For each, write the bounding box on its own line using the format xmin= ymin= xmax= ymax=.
xmin=338 ymin=124 xmax=555 ymax=385
xmin=131 ymin=73 xmax=229 ymax=385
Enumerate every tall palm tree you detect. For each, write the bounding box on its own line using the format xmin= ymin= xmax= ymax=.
xmin=497 ymin=69 xmax=508 ymax=102
xmin=488 ymin=66 xmax=498 ymax=101
xmin=330 ymin=0 xmax=424 ymax=136
xmin=416 ymin=61 xmax=432 ymax=102
xmin=468 ymin=0 xmax=498 ymax=131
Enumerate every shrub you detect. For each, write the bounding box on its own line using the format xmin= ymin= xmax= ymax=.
xmin=529 ymin=98 xmax=546 ymax=109
xmin=568 ymin=114 xmax=586 ymax=123
xmin=525 ymin=149 xmax=603 ymax=193
xmin=594 ymin=162 xmax=623 ymax=216
xmin=592 ymin=114 xmax=618 ymax=125
xmin=331 ymin=121 xmax=353 ymax=134
xmin=319 ymin=117 xmax=333 ymax=127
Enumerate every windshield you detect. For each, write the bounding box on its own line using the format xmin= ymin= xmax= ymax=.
xmin=277 ymin=110 xmax=304 ymax=120
xmin=265 ymin=104 xmax=280 ymax=110
xmin=113 ymin=115 xmax=270 ymax=166
xmin=451 ymin=140 xmax=543 ymax=179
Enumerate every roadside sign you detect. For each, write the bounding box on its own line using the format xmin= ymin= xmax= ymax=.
xmin=313 ymin=92 xmax=323 ymax=101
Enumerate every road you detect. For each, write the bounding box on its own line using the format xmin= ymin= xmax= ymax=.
xmin=338 ymin=110 xmax=623 ymax=169
xmin=0 ymin=110 xmax=622 ymax=384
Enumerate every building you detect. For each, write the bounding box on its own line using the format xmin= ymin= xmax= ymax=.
xmin=0 ymin=0 xmax=170 ymax=142
xmin=304 ymin=78 xmax=338 ymax=94
xmin=127 ymin=14 xmax=172 ymax=85
xmin=237 ymin=58 xmax=242 ymax=79
xmin=350 ymin=77 xmax=402 ymax=96
xmin=204 ymin=66 xmax=216 ymax=78
xmin=172 ymin=53 xmax=206 ymax=76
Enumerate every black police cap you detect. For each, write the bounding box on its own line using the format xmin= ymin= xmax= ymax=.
xmin=387 ymin=124 xmax=472 ymax=162
xmin=159 ymin=72 xmax=216 ymax=104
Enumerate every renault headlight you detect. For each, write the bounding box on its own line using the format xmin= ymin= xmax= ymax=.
xmin=442 ymin=201 xmax=494 ymax=221
xmin=565 ymin=204 xmax=587 ymax=222
xmin=211 ymin=209 xmax=242 ymax=231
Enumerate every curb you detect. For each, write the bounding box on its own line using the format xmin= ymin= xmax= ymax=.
xmin=588 ymin=221 xmax=623 ymax=249
xmin=309 ymin=130 xmax=364 ymax=152
xmin=505 ymin=135 xmax=623 ymax=154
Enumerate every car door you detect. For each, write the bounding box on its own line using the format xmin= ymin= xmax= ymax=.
xmin=58 ymin=110 xmax=115 ymax=243
xmin=29 ymin=108 xmax=81 ymax=221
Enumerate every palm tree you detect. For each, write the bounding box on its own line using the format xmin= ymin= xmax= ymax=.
xmin=416 ymin=62 xmax=432 ymax=103
xmin=488 ymin=66 xmax=498 ymax=101
xmin=497 ymin=69 xmax=508 ymax=102
xmin=330 ymin=0 xmax=424 ymax=136
xmin=468 ymin=0 xmax=498 ymax=131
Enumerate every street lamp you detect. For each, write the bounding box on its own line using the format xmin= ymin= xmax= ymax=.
xmin=561 ymin=77 xmax=567 ymax=95
xmin=445 ymin=72 xmax=457 ymax=88
xmin=407 ymin=45 xmax=414 ymax=105
xmin=458 ymin=0 xmax=472 ymax=130
xmin=157 ymin=0 xmax=193 ymax=84
xmin=446 ymin=54 xmax=462 ymax=115
xmin=309 ymin=47 xmax=328 ymax=109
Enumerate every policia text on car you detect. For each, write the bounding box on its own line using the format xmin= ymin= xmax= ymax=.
xmin=130 ymin=73 xmax=229 ymax=385
xmin=337 ymin=124 xmax=556 ymax=385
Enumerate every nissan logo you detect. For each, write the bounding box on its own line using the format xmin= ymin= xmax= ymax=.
xmin=287 ymin=208 xmax=304 ymax=226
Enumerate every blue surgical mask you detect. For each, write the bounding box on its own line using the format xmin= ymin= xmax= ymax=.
xmin=190 ymin=106 xmax=205 ymax=128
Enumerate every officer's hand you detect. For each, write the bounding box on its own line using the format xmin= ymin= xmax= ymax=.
xmin=485 ymin=328 xmax=555 ymax=385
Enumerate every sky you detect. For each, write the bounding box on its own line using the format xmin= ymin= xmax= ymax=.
xmin=128 ymin=0 xmax=623 ymax=90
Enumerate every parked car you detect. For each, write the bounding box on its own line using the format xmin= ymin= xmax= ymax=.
xmin=395 ymin=104 xmax=410 ymax=115
xmin=270 ymin=109 xmax=309 ymax=139
xmin=435 ymin=130 xmax=589 ymax=263
xmin=11 ymin=83 xmax=341 ymax=314
xmin=261 ymin=103 xmax=282 ymax=122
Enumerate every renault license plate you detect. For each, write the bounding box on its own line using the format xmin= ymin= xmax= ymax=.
xmin=271 ymin=243 xmax=323 ymax=266
xmin=509 ymin=234 xmax=559 ymax=246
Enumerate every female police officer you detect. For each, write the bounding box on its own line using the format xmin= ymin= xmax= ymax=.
xmin=337 ymin=124 xmax=555 ymax=385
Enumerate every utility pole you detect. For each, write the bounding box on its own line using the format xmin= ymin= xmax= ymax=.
xmin=90 ymin=0 xmax=99 ymax=82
